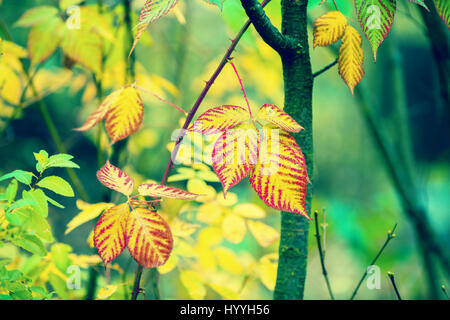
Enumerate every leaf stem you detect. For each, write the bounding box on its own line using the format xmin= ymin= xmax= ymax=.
xmin=314 ymin=211 xmax=334 ymax=299
xmin=350 ymin=224 xmax=397 ymax=300
xmin=313 ymin=59 xmax=338 ymax=78
xmin=387 ymin=272 xmax=402 ymax=300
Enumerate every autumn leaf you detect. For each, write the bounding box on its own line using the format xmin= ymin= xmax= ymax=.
xmin=96 ymin=160 xmax=134 ymax=196
xmin=137 ymin=183 xmax=198 ymax=199
xmin=355 ymin=0 xmax=396 ymax=61
xmin=247 ymin=220 xmax=280 ymax=247
xmin=76 ymin=85 xmax=144 ymax=143
xmin=313 ymin=10 xmax=348 ymax=48
xmin=338 ymin=26 xmax=365 ymax=94
xmin=131 ymin=0 xmax=179 ymax=55
xmin=212 ymin=123 xmax=258 ymax=195
xmin=93 ymin=203 xmax=129 ymax=265
xmin=126 ymin=208 xmax=173 ymax=268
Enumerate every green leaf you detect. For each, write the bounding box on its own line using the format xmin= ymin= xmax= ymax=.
xmin=10 ymin=234 xmax=47 ymax=256
xmin=51 ymin=243 xmax=73 ymax=273
xmin=0 ymin=170 xmax=34 ymax=185
xmin=37 ymin=176 xmax=74 ymax=197
xmin=45 ymin=154 xmax=80 ymax=170
xmin=16 ymin=6 xmax=59 ymax=27
xmin=22 ymin=189 xmax=48 ymax=217
xmin=59 ymin=0 xmax=84 ymax=11
xmin=354 ymin=0 xmax=396 ymax=61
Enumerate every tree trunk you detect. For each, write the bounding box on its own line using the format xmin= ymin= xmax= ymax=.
xmin=274 ymin=0 xmax=313 ymax=300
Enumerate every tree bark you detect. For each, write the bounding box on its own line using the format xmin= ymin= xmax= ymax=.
xmin=274 ymin=0 xmax=313 ymax=300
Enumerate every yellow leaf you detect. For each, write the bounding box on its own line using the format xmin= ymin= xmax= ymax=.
xmin=28 ymin=16 xmax=64 ymax=64
xmin=249 ymin=126 xmax=309 ymax=218
xmin=197 ymin=226 xmax=222 ymax=247
xmin=313 ymin=10 xmax=348 ymax=48
xmin=232 ymin=203 xmax=265 ymax=219
xmin=170 ymin=219 xmax=200 ymax=238
xmin=96 ymin=161 xmax=134 ymax=196
xmin=158 ymin=253 xmax=178 ymax=274
xmin=137 ymin=183 xmax=198 ymax=199
xmin=104 ymin=86 xmax=144 ymax=143
xmin=87 ymin=229 xmax=95 ymax=248
xmin=75 ymin=88 xmax=122 ymax=132
xmin=66 ymin=201 xmax=115 ymax=234
xmin=97 ymin=284 xmax=119 ymax=299
xmin=93 ymin=203 xmax=129 ymax=265
xmin=197 ymin=202 xmax=222 ymax=224
xmin=180 ymin=270 xmax=206 ymax=299
xmin=247 ymin=220 xmax=280 ymax=247
xmin=221 ymin=214 xmax=246 ymax=244
xmin=208 ymin=283 xmax=241 ymax=300
xmin=256 ymin=104 xmax=303 ymax=133
xmin=189 ymin=105 xmax=251 ymax=135
xmin=126 ymin=208 xmax=173 ymax=268
xmin=213 ymin=247 xmax=243 ymax=275
xmin=338 ymin=26 xmax=364 ymax=94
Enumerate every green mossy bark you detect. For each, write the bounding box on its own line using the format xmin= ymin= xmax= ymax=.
xmin=273 ymin=0 xmax=313 ymax=300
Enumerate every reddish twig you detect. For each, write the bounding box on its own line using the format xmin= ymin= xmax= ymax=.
xmin=228 ymin=58 xmax=253 ymax=118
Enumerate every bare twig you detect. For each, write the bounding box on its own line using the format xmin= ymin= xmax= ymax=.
xmin=350 ymin=224 xmax=397 ymax=300
xmin=314 ymin=210 xmax=335 ymax=300
xmin=387 ymin=272 xmax=402 ymax=300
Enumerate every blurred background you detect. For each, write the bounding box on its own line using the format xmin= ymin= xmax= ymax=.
xmin=0 ymin=0 xmax=448 ymax=300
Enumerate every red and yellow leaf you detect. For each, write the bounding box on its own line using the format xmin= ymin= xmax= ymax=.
xmin=131 ymin=0 xmax=179 ymax=55
xmin=256 ymin=104 xmax=303 ymax=133
xmin=93 ymin=203 xmax=129 ymax=265
xmin=433 ymin=0 xmax=449 ymax=28
xmin=249 ymin=126 xmax=309 ymax=218
xmin=126 ymin=208 xmax=173 ymax=268
xmin=104 ymin=86 xmax=144 ymax=143
xmin=96 ymin=161 xmax=134 ymax=196
xmin=313 ymin=10 xmax=348 ymax=48
xmin=137 ymin=183 xmax=198 ymax=199
xmin=338 ymin=26 xmax=365 ymax=94
xmin=212 ymin=124 xmax=258 ymax=195
xmin=189 ymin=105 xmax=251 ymax=135
xmin=74 ymin=89 xmax=122 ymax=132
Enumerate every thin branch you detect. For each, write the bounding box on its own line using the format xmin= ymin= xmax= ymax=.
xmin=350 ymin=224 xmax=398 ymax=300
xmin=387 ymin=272 xmax=402 ymax=300
xmin=130 ymin=0 xmax=272 ymax=301
xmin=314 ymin=211 xmax=335 ymax=300
xmin=313 ymin=59 xmax=338 ymax=78
xmin=240 ymin=0 xmax=300 ymax=55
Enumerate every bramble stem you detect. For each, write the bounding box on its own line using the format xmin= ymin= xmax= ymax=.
xmin=313 ymin=59 xmax=338 ymax=78
xmin=314 ymin=211 xmax=334 ymax=299
xmin=350 ymin=224 xmax=397 ymax=300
